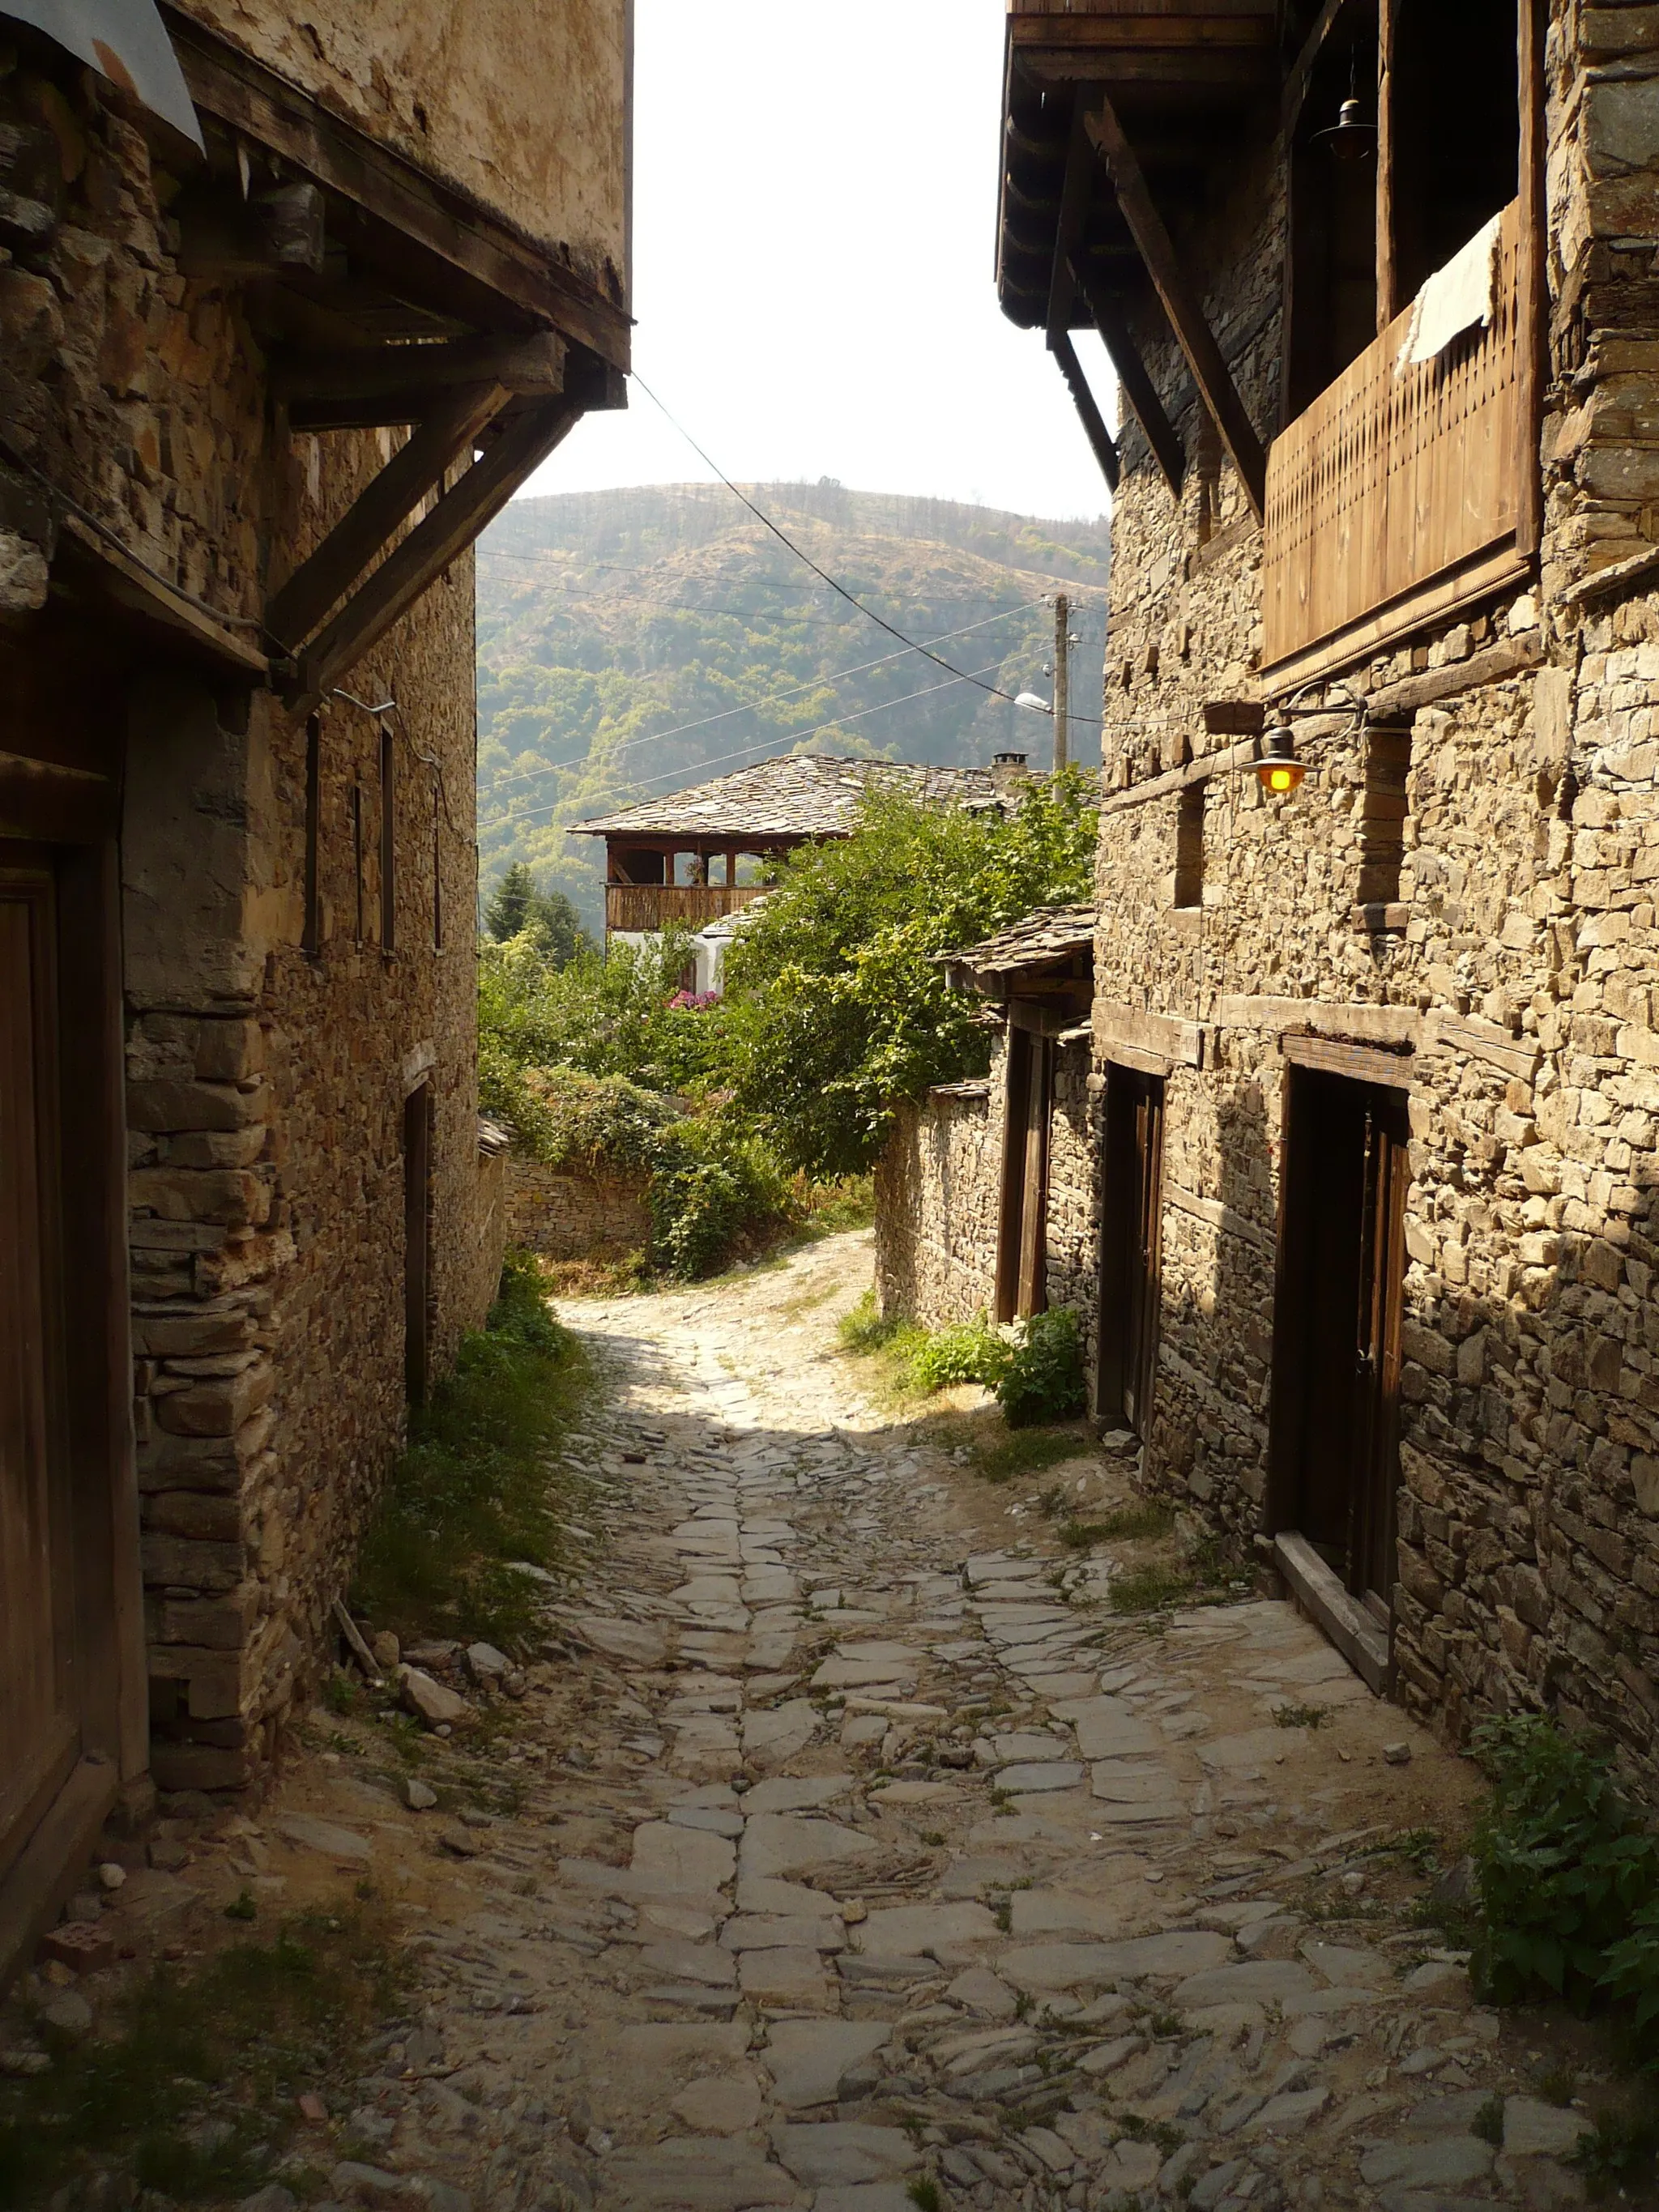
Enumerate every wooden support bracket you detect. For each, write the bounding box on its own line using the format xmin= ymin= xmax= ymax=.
xmin=273 ymin=331 xmax=567 ymax=433
xmin=1048 ymin=330 xmax=1120 ymax=492
xmin=266 ymin=379 xmax=514 ymax=653
xmin=290 ymin=396 xmax=579 ymax=712
xmin=1085 ymin=93 xmax=1265 ymax=519
xmin=1072 ymin=261 xmax=1187 ymax=498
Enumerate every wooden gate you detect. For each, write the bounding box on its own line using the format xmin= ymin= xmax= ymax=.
xmin=1098 ymin=1062 xmax=1165 ymax=1434
xmin=995 ymin=1026 xmax=1053 ymax=1323
xmin=0 ymin=860 xmax=79 ymax=1891
xmin=1269 ymin=1065 xmax=1410 ymax=1686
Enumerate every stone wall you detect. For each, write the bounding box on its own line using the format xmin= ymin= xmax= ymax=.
xmin=1081 ymin=0 xmax=1659 ymax=1784
xmin=506 ymin=1156 xmax=654 ymax=1263
xmin=873 ymin=1035 xmax=1098 ymax=1359
xmin=0 ymin=42 xmax=503 ymax=1793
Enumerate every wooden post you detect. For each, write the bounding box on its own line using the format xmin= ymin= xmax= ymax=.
xmin=1053 ymin=595 xmax=1070 ymax=774
xmin=1516 ymin=0 xmax=1546 ymax=558
xmin=1375 ymin=0 xmax=1398 ymax=328
xmin=1047 ymin=330 xmax=1120 ymax=494
xmin=1085 ymin=96 xmax=1266 ymax=521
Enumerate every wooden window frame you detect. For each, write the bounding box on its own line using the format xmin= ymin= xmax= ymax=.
xmin=378 ymin=720 xmax=396 ymax=954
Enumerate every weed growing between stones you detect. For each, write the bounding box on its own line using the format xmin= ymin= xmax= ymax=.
xmin=1108 ymin=1563 xmax=1196 ymax=1614
xmin=1057 ymin=1501 xmax=1177 ymax=1547
xmin=352 ymin=1251 xmax=591 ymax=1646
xmin=0 ymin=1909 xmax=404 ymax=2208
xmin=963 ymin=1425 xmax=1088 ymax=1486
xmin=1273 ymin=1702 xmax=1330 ymax=1729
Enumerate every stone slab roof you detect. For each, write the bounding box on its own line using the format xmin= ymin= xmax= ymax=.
xmin=941 ymin=904 xmax=1098 ymax=980
xmin=569 ymin=752 xmax=1039 ymax=842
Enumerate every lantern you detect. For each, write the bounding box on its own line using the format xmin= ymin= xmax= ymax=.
xmin=1256 ymin=726 xmax=1306 ymax=797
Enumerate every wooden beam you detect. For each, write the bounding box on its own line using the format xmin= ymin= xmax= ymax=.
xmin=163 ymin=6 xmax=631 ymax=369
xmin=1516 ymin=0 xmax=1546 ymax=558
xmin=1047 ymin=330 xmax=1120 ymax=492
xmin=292 ymin=398 xmax=580 ymax=709
xmin=1085 ymin=95 xmax=1265 ymax=519
xmin=266 ymin=381 xmax=514 ymax=652
xmin=273 ymin=332 xmax=565 ymax=433
xmin=1071 ymin=261 xmax=1187 ymax=497
xmin=1047 ymin=97 xmax=1096 ymax=338
xmin=1375 ymin=0 xmax=1398 ymax=326
xmin=1282 ymin=0 xmax=1352 ymax=139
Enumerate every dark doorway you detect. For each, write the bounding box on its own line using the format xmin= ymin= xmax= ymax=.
xmin=1285 ymin=3 xmax=1380 ymax=422
xmin=995 ymin=1025 xmax=1052 ymax=1323
xmin=403 ymin=1082 xmax=434 ymax=1405
xmin=0 ymin=858 xmax=78 ymax=1897
xmin=1388 ymin=0 xmax=1520 ymax=308
xmin=1097 ymin=1062 xmax=1165 ymax=1434
xmin=1269 ymin=1067 xmax=1409 ymax=1650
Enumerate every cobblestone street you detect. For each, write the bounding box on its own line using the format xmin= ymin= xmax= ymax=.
xmin=34 ymin=1233 xmax=1604 ymax=2212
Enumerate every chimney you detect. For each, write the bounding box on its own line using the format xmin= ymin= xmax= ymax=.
xmin=990 ymin=751 xmax=1030 ymax=797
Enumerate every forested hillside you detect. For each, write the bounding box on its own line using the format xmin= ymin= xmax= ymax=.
xmin=476 ymin=482 xmax=1110 ymax=931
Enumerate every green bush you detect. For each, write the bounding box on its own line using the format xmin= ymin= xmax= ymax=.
xmin=1470 ymin=1714 xmax=1659 ymax=2017
xmin=647 ymin=1115 xmax=804 ymax=1280
xmin=996 ymin=1306 xmax=1087 ymax=1428
xmin=352 ymin=1253 xmax=587 ymax=1645
xmin=911 ymin=1316 xmax=1010 ymax=1393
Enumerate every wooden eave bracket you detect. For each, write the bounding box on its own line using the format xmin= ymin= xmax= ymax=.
xmin=1083 ymin=94 xmax=1265 ymax=520
xmin=273 ymin=331 xmax=568 ymax=433
xmin=1047 ymin=99 xmax=1119 ymax=493
xmin=283 ymin=394 xmax=582 ymax=714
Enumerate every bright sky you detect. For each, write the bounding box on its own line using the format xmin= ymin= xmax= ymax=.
xmin=519 ymin=0 xmax=1116 ymax=521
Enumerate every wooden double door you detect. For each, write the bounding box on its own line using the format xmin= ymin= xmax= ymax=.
xmin=1098 ymin=1062 xmax=1165 ymax=1435
xmin=1269 ymin=1066 xmax=1410 ymax=1632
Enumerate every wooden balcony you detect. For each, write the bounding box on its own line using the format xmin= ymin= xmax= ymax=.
xmin=1262 ymin=198 xmax=1531 ymax=684
xmin=605 ymin=882 xmax=768 ymax=936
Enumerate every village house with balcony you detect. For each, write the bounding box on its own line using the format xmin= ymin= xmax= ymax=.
xmin=0 ymin=0 xmax=629 ymax=1978
xmin=879 ymin=0 xmax=1659 ymax=1776
xmin=572 ymin=749 xmax=1045 ymax=994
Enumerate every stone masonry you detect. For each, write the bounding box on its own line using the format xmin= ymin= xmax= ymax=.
xmin=1064 ymin=0 xmax=1659 ymax=1788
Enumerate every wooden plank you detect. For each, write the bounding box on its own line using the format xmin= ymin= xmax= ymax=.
xmin=1282 ymin=1032 xmax=1415 ymax=1087
xmin=1072 ymin=261 xmax=1187 ymax=495
xmin=274 ymin=332 xmax=565 ymax=432
xmin=1048 ymin=331 xmax=1120 ymax=492
xmin=1273 ymin=1534 xmax=1388 ymax=1692
xmin=0 ymin=1754 xmax=117 ymax=1996
xmin=1427 ymin=1012 xmax=1542 ymax=1082
xmin=164 ymin=8 xmax=631 ymax=368
xmin=1085 ymin=95 xmax=1266 ymax=518
xmin=1218 ymin=995 xmax=1421 ymax=1048
xmin=0 ymin=754 xmax=116 ymax=844
xmin=56 ymin=517 xmax=268 ymax=677
xmin=1047 ymin=97 xmax=1097 ymax=339
xmin=1362 ymin=630 xmax=1545 ymax=717
xmin=1262 ymin=548 xmax=1533 ymax=693
xmin=267 ymin=381 xmax=513 ymax=651
xmin=1097 ymin=1000 xmax=1206 ymax=1066
xmin=295 ymin=398 xmax=579 ymax=707
xmin=1516 ymin=0 xmax=1546 ymax=558
xmin=1102 ymin=1039 xmax=1170 ymax=1078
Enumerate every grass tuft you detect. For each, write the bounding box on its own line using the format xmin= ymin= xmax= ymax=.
xmin=0 ymin=1908 xmax=404 ymax=2207
xmin=1108 ymin=1563 xmax=1194 ymax=1614
xmin=352 ymin=1251 xmax=590 ymax=1647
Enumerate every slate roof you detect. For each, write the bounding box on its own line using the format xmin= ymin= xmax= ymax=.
xmin=942 ymin=904 xmax=1098 ymax=980
xmin=569 ymin=752 xmax=1041 ymax=842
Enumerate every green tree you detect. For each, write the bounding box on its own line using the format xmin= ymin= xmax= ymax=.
xmin=718 ymin=773 xmax=1095 ymax=1178
xmin=484 ymin=862 xmax=591 ymax=969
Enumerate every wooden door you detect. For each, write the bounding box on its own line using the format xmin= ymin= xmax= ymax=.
xmin=1098 ymin=1063 xmax=1165 ymax=1434
xmin=1269 ymin=1068 xmax=1408 ymax=1617
xmin=0 ymin=862 xmax=79 ymax=1886
xmin=996 ymin=1025 xmax=1051 ymax=1323
xmin=403 ymin=1083 xmax=434 ymax=1405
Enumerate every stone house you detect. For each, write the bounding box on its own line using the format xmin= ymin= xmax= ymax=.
xmin=573 ymin=749 xmax=1046 ymax=993
xmin=0 ymin=0 xmax=629 ymax=1978
xmin=960 ymin=0 xmax=1659 ymax=1765
xmin=875 ymin=906 xmax=1098 ymax=1349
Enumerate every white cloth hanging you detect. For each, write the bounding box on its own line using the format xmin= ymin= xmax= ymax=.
xmin=1398 ymin=211 xmax=1503 ymax=370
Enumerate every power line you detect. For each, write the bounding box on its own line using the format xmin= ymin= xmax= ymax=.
xmin=477 ymin=599 xmax=1056 ymax=798
xmin=629 ymin=373 xmax=1106 ymax=727
xmin=477 ymin=659 xmax=1030 ymax=833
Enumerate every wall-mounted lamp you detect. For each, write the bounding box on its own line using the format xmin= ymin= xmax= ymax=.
xmin=1256 ymin=726 xmax=1306 ymax=796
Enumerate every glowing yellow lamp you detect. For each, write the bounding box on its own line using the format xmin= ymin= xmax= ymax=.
xmin=1256 ymin=726 xmax=1305 ymax=796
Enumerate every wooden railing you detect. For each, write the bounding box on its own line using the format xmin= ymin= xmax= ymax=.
xmin=605 ymin=882 xmax=767 ymax=935
xmin=1262 ymin=198 xmax=1527 ymax=674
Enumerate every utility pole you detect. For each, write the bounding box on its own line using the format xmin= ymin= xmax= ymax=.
xmin=1052 ymin=594 xmax=1069 ymax=772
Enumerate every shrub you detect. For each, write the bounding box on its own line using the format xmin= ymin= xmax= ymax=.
xmin=911 ymin=1316 xmax=1010 ymax=1393
xmin=1469 ymin=1713 xmax=1659 ymax=2015
xmin=647 ymin=1115 xmax=804 ymax=1280
xmin=996 ymin=1306 xmax=1087 ymax=1427
xmin=352 ymin=1253 xmax=587 ymax=1645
